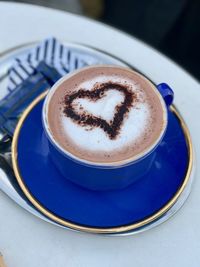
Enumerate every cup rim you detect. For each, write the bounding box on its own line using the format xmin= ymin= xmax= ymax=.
xmin=42 ymin=65 xmax=168 ymax=167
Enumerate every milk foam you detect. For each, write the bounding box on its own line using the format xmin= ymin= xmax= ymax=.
xmin=73 ymin=89 xmax=124 ymax=121
xmin=47 ymin=66 xmax=165 ymax=164
xmin=78 ymin=75 xmax=137 ymax=90
xmin=61 ymin=102 xmax=150 ymax=152
xmin=60 ymin=77 xmax=151 ymax=153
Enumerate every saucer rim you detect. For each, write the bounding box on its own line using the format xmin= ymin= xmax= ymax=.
xmin=11 ymin=91 xmax=194 ymax=234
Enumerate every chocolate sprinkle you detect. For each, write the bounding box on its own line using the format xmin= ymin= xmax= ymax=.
xmin=63 ymin=82 xmax=137 ymax=139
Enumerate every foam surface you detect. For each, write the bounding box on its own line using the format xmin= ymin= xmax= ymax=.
xmin=47 ymin=66 xmax=165 ymax=163
xmin=61 ymin=84 xmax=150 ymax=152
xmin=73 ymin=88 xmax=124 ymax=122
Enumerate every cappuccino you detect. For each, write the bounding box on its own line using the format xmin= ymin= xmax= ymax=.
xmin=47 ymin=66 xmax=166 ymax=164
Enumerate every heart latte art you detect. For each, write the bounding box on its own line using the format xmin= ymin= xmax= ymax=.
xmin=63 ymin=82 xmax=136 ymax=139
xmin=47 ymin=66 xmax=165 ymax=164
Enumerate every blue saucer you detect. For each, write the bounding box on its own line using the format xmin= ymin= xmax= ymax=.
xmin=12 ymin=93 xmax=192 ymax=234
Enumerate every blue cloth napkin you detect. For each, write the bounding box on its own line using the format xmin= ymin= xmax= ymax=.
xmin=0 ymin=37 xmax=99 ymax=136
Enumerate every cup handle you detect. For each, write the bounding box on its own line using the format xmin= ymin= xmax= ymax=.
xmin=157 ymin=83 xmax=174 ymax=107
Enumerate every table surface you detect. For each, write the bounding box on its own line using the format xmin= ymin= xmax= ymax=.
xmin=0 ymin=2 xmax=200 ymax=267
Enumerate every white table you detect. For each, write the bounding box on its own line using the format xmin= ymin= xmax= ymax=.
xmin=0 ymin=2 xmax=200 ymax=267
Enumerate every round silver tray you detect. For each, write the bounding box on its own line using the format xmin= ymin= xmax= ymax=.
xmin=0 ymin=41 xmax=195 ymax=235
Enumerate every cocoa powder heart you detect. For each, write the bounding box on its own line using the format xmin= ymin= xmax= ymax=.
xmin=63 ymin=82 xmax=136 ymax=139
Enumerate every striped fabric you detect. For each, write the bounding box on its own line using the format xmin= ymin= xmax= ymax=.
xmin=7 ymin=37 xmax=99 ymax=92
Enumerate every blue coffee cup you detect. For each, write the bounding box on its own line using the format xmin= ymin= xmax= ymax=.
xmin=42 ymin=66 xmax=174 ymax=191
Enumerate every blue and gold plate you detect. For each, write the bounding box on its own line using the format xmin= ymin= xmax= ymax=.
xmin=12 ymin=92 xmax=193 ymax=234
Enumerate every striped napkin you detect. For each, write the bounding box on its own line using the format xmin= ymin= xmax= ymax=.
xmin=8 ymin=37 xmax=98 ymax=91
xmin=0 ymin=37 xmax=99 ymax=136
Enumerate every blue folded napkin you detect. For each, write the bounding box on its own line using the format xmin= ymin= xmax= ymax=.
xmin=0 ymin=37 xmax=99 ymax=136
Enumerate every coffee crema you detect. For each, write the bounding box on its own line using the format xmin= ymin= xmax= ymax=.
xmin=47 ymin=66 xmax=166 ymax=164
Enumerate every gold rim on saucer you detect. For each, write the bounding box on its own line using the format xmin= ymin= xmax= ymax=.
xmin=12 ymin=91 xmax=193 ymax=234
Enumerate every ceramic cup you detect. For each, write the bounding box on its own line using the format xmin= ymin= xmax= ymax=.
xmin=42 ymin=66 xmax=174 ymax=191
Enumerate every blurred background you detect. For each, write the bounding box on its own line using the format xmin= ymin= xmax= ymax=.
xmin=2 ymin=0 xmax=200 ymax=80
